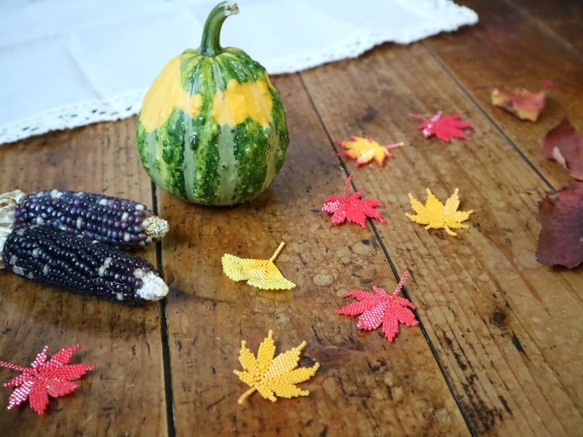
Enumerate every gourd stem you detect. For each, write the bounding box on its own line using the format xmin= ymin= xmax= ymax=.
xmin=199 ymin=1 xmax=239 ymax=56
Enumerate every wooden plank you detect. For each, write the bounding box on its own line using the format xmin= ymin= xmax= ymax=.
xmin=425 ymin=0 xmax=583 ymax=190
xmin=0 ymin=121 xmax=167 ymax=435
xmin=508 ymin=0 xmax=583 ymax=54
xmin=300 ymin=40 xmax=583 ymax=436
xmin=161 ymin=74 xmax=469 ymax=436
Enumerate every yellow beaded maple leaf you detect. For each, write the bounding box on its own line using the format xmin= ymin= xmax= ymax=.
xmin=234 ymin=330 xmax=320 ymax=404
xmin=406 ymin=188 xmax=473 ymax=236
xmin=336 ymin=136 xmax=403 ymax=166
xmin=221 ymin=242 xmax=295 ymax=290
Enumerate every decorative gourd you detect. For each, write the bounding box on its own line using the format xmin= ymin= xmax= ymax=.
xmin=136 ymin=1 xmax=289 ymax=206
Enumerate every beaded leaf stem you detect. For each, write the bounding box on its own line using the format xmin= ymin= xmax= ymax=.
xmin=0 ymin=344 xmax=95 ymax=415
xmin=234 ymin=330 xmax=320 ymax=404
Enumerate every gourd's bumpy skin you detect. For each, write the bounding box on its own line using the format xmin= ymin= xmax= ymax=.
xmin=136 ymin=1 xmax=289 ymax=206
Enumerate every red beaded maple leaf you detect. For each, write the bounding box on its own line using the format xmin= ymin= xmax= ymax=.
xmin=336 ymin=271 xmax=418 ymax=342
xmin=322 ymin=174 xmax=386 ymax=228
xmin=409 ymin=111 xmax=474 ymax=141
xmin=0 ymin=344 xmax=95 ymax=415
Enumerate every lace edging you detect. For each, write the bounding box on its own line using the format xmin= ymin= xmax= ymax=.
xmin=0 ymin=2 xmax=478 ymax=145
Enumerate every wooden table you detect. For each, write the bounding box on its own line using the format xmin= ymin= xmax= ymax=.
xmin=1 ymin=0 xmax=582 ymax=435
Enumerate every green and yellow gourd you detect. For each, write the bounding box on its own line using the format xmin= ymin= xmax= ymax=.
xmin=136 ymin=1 xmax=289 ymax=205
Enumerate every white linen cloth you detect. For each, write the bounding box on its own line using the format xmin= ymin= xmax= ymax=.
xmin=0 ymin=0 xmax=478 ymax=144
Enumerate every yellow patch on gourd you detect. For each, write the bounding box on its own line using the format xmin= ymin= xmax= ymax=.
xmin=139 ymin=56 xmax=203 ymax=132
xmin=212 ymin=78 xmax=273 ymax=128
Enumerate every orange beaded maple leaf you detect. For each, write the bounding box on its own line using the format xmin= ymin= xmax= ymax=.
xmin=322 ymin=174 xmax=386 ymax=228
xmin=335 ymin=136 xmax=403 ymax=166
xmin=0 ymin=344 xmax=95 ymax=415
xmin=336 ymin=271 xmax=417 ymax=343
xmin=234 ymin=330 xmax=320 ymax=404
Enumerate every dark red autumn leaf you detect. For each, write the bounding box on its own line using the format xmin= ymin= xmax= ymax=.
xmin=409 ymin=111 xmax=474 ymax=142
xmin=491 ymin=87 xmax=545 ymax=121
xmin=0 ymin=344 xmax=95 ymax=415
xmin=541 ymin=118 xmax=583 ymax=181
xmin=322 ymin=174 xmax=386 ymax=228
xmin=336 ymin=271 xmax=417 ymax=343
xmin=536 ymin=183 xmax=583 ymax=269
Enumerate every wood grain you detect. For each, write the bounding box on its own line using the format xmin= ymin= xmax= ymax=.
xmin=426 ymin=0 xmax=583 ymax=190
xmin=0 ymin=1 xmax=581 ymax=436
xmin=509 ymin=0 xmax=583 ymax=54
xmin=301 ymin=27 xmax=583 ymax=436
xmin=0 ymin=121 xmax=167 ymax=436
xmin=160 ymin=73 xmax=469 ymax=436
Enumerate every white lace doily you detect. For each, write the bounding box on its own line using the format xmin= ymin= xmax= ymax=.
xmin=0 ymin=0 xmax=478 ymax=145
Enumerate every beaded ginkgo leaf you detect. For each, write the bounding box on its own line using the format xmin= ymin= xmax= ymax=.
xmin=336 ymin=271 xmax=417 ymax=343
xmin=406 ymin=188 xmax=473 ymax=236
xmin=336 ymin=136 xmax=403 ymax=166
xmin=0 ymin=344 xmax=95 ymax=415
xmin=222 ymin=242 xmax=295 ymax=290
xmin=322 ymin=174 xmax=386 ymax=228
xmin=234 ymin=330 xmax=320 ymax=404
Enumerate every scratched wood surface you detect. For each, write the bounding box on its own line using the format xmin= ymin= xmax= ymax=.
xmin=0 ymin=1 xmax=582 ymax=436
xmin=0 ymin=124 xmax=167 ymax=435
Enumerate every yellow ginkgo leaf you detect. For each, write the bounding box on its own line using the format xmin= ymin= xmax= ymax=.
xmin=234 ymin=330 xmax=320 ymax=404
xmin=221 ymin=242 xmax=295 ymax=290
xmin=336 ymin=136 xmax=403 ymax=167
xmin=405 ymin=188 xmax=473 ymax=236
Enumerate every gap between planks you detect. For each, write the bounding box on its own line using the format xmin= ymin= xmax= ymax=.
xmin=297 ymin=71 xmax=479 ymax=437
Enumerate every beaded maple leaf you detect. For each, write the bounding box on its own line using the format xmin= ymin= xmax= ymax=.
xmin=322 ymin=174 xmax=386 ymax=228
xmin=409 ymin=111 xmax=474 ymax=141
xmin=336 ymin=271 xmax=417 ymax=343
xmin=406 ymin=188 xmax=473 ymax=236
xmin=0 ymin=344 xmax=95 ymax=415
xmin=222 ymin=242 xmax=295 ymax=290
xmin=335 ymin=136 xmax=403 ymax=166
xmin=234 ymin=330 xmax=320 ymax=404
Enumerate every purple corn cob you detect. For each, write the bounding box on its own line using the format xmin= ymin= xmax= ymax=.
xmin=3 ymin=225 xmax=168 ymax=304
xmin=8 ymin=189 xmax=168 ymax=249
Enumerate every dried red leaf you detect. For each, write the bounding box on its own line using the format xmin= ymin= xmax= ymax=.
xmin=409 ymin=111 xmax=474 ymax=142
xmin=541 ymin=119 xmax=583 ymax=181
xmin=536 ymin=183 xmax=583 ymax=269
xmin=0 ymin=344 xmax=95 ymax=415
xmin=322 ymin=174 xmax=386 ymax=228
xmin=491 ymin=87 xmax=545 ymax=122
xmin=336 ymin=271 xmax=417 ymax=343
